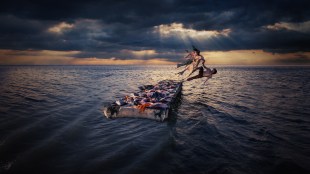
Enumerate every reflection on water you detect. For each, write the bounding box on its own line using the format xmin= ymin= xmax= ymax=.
xmin=0 ymin=65 xmax=309 ymax=174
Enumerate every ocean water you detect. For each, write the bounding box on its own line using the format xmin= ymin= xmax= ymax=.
xmin=0 ymin=65 xmax=309 ymax=174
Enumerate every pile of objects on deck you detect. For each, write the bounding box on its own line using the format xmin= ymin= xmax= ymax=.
xmin=103 ymin=80 xmax=182 ymax=121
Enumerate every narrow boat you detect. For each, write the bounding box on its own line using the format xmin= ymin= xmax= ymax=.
xmin=103 ymin=80 xmax=182 ymax=121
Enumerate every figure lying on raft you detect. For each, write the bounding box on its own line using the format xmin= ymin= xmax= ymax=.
xmin=177 ymin=45 xmax=217 ymax=84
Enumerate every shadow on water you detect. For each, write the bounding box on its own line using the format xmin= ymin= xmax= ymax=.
xmin=167 ymin=89 xmax=184 ymax=125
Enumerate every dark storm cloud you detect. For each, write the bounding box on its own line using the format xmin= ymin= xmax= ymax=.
xmin=1 ymin=0 xmax=310 ymax=62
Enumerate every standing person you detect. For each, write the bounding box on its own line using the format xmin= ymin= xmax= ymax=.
xmin=190 ymin=46 xmax=207 ymax=70
xmin=177 ymin=45 xmax=207 ymax=77
xmin=178 ymin=46 xmax=207 ymax=78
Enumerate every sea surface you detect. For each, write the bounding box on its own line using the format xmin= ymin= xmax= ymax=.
xmin=0 ymin=65 xmax=309 ymax=174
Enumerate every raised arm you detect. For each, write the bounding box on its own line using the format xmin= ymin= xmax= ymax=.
xmin=184 ymin=51 xmax=194 ymax=60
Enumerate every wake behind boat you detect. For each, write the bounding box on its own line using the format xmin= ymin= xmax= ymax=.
xmin=103 ymin=80 xmax=182 ymax=122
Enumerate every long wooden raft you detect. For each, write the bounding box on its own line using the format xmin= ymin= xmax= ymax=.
xmin=103 ymin=80 xmax=182 ymax=121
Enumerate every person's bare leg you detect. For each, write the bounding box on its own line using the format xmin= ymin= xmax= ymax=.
xmin=186 ymin=67 xmax=203 ymax=81
xmin=186 ymin=74 xmax=201 ymax=81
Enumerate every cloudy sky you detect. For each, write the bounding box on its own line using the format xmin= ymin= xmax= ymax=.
xmin=1 ymin=0 xmax=310 ymax=65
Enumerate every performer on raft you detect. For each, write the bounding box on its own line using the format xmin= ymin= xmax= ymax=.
xmin=177 ymin=46 xmax=208 ymax=77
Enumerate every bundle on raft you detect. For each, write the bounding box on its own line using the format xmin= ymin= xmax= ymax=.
xmin=103 ymin=80 xmax=182 ymax=122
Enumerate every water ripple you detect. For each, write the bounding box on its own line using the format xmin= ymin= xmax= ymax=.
xmin=0 ymin=65 xmax=309 ymax=174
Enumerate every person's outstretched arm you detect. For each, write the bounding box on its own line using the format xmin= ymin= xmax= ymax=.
xmin=184 ymin=52 xmax=192 ymax=59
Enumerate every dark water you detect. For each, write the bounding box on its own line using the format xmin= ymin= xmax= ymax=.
xmin=0 ymin=65 xmax=309 ymax=174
